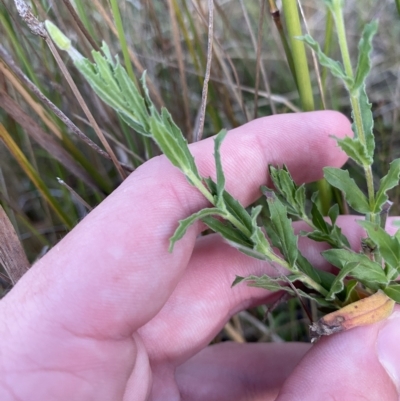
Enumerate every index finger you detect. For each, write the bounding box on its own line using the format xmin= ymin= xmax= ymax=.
xmin=5 ymin=111 xmax=352 ymax=336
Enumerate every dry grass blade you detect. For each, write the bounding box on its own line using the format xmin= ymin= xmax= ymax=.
xmin=193 ymin=0 xmax=249 ymax=123
xmin=0 ymin=91 xmax=99 ymax=191
xmin=167 ymin=0 xmax=192 ymax=138
xmin=253 ymin=0 xmax=267 ymax=118
xmin=240 ymin=0 xmax=276 ymax=115
xmin=0 ymin=205 xmax=30 ymax=284
xmin=0 ymin=123 xmax=74 ymax=228
xmin=13 ymin=0 xmax=126 ymax=180
xmin=0 ymin=45 xmax=132 ymax=172
xmin=57 ymin=177 xmax=93 ymax=212
xmin=195 ymin=0 xmax=214 ymax=142
xmin=224 ymin=321 xmax=245 ymax=343
xmin=45 ymin=38 xmax=127 ymax=180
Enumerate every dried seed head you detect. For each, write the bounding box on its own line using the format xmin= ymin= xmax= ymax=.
xmin=14 ymin=0 xmax=47 ymax=38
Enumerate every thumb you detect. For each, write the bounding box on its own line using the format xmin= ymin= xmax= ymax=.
xmin=275 ymin=308 xmax=400 ymax=401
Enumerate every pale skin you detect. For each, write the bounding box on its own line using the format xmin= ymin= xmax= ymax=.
xmin=1 ymin=111 xmax=399 ymax=400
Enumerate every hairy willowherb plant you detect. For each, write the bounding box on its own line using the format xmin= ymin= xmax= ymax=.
xmin=46 ymin=0 xmax=400 ymax=342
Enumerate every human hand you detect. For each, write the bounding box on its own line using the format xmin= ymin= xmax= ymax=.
xmin=0 ymin=111 xmax=397 ymax=401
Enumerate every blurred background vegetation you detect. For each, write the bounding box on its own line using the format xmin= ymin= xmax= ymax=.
xmin=0 ymin=0 xmax=399 ymax=341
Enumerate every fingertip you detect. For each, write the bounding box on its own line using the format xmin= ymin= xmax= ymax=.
xmin=276 ymin=317 xmax=398 ymax=401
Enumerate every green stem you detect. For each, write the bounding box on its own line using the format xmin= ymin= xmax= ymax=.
xmin=109 ymin=0 xmax=137 ymax=86
xmin=331 ymin=1 xmax=353 ymax=79
xmin=281 ymin=0 xmax=314 ymax=111
xmin=332 ymin=1 xmax=375 ymax=214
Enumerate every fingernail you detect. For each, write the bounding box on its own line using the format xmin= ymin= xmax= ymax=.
xmin=377 ymin=311 xmax=400 ymax=393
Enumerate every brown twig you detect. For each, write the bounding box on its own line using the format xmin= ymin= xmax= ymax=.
xmin=61 ymin=0 xmax=101 ymax=52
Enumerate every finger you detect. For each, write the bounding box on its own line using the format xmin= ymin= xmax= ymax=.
xmin=275 ymin=307 xmax=400 ymax=401
xmin=4 ymin=111 xmax=352 ymax=338
xmin=173 ymin=342 xmax=310 ymax=401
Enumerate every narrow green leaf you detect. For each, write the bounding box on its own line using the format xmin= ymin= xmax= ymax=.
xmin=322 ymin=249 xmax=388 ymax=287
xmin=113 ymin=63 xmax=150 ymax=133
xmin=334 ymin=136 xmax=372 ymax=166
xmin=149 ymin=113 xmax=201 ymax=183
xmin=331 ymin=225 xmax=351 ymax=248
xmin=232 ymin=275 xmax=246 ymax=287
xmin=205 ymin=178 xmax=253 ymax=233
xmin=267 ymin=165 xmax=306 ymax=217
xmin=342 ymin=279 xmax=359 ymax=304
xmin=353 ymin=85 xmax=375 ymax=161
xmin=201 ymin=216 xmax=253 ymax=248
xmin=310 ymin=195 xmax=329 ymax=234
xmin=235 ymin=273 xmax=332 ymax=307
xmin=169 ymin=208 xmax=225 ymax=251
xmin=328 ymin=204 xmax=339 ymax=225
xmin=358 ymin=220 xmax=400 ymax=270
xmin=384 ymin=284 xmax=400 ymax=303
xmin=353 ymin=21 xmax=378 ymax=91
xmin=302 ymin=229 xmax=346 ymax=248
xmin=296 ymin=252 xmax=336 ymax=290
xmin=214 ymin=129 xmax=228 ymax=205
xmin=324 ymin=167 xmax=370 ymax=213
xmin=235 ymin=274 xmax=287 ymax=292
xmin=374 ymin=159 xmax=400 ymax=212
xmin=267 ymin=194 xmax=298 ymax=268
xmin=326 ymin=261 xmax=360 ymax=301
xmin=299 ymin=34 xmax=353 ymax=88
xmin=161 ymin=108 xmax=201 ymax=178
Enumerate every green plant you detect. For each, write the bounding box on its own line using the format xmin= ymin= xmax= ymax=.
xmin=44 ymin=0 xmax=400 ymax=341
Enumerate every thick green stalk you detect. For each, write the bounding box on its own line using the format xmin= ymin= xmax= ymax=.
xmin=281 ymin=0 xmax=314 ymax=111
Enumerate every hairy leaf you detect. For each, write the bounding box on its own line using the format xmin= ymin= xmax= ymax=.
xmin=205 ymin=179 xmax=253 ymax=233
xmin=328 ymin=204 xmax=339 ymax=225
xmin=299 ymin=34 xmax=353 ymax=88
xmin=232 ymin=274 xmax=285 ymax=291
xmin=214 ymin=129 xmax=228 ymax=206
xmin=310 ymin=194 xmax=329 ymax=233
xmin=358 ymin=221 xmax=400 ymax=270
xmin=169 ymin=208 xmax=226 ymax=251
xmin=266 ymin=193 xmax=298 ymax=268
xmin=267 ymin=165 xmax=306 ymax=218
xmin=352 ymin=85 xmax=375 ymax=162
xmin=384 ymin=284 xmax=400 ymax=303
xmin=234 ymin=273 xmax=332 ymax=307
xmin=353 ymin=21 xmax=378 ymax=91
xmin=324 ymin=167 xmax=370 ymax=213
xmin=326 ymin=262 xmax=360 ymax=301
xmin=335 ymin=136 xmax=372 ymax=166
xmin=374 ymin=159 xmax=400 ymax=212
xmin=201 ymin=216 xmax=253 ymax=248
xmin=322 ymin=249 xmax=388 ymax=287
